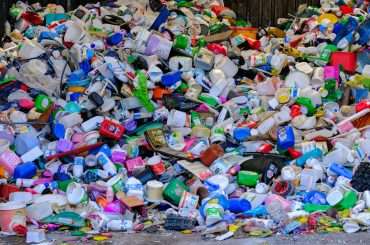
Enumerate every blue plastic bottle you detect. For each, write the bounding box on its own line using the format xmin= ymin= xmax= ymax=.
xmin=329 ymin=163 xmax=353 ymax=179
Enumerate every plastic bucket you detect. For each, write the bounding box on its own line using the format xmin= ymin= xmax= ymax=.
xmin=0 ymin=201 xmax=26 ymax=233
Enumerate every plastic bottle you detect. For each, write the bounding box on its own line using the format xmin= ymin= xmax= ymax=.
xmin=296 ymin=148 xmax=323 ymax=167
xmin=106 ymin=186 xmax=114 ymax=203
xmin=90 ymin=40 xmax=105 ymax=50
xmin=73 ymin=156 xmax=84 ymax=178
xmin=96 ymin=152 xmax=117 ymax=176
xmin=329 ymin=163 xmax=353 ymax=179
xmin=204 ymin=199 xmax=224 ymax=225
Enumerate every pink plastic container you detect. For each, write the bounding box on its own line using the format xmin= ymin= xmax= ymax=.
xmin=125 ymin=157 xmax=145 ymax=174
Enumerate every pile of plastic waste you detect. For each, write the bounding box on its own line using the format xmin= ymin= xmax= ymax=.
xmin=0 ymin=0 xmax=369 ymax=242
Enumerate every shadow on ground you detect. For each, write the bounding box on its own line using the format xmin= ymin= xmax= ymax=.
xmin=1 ymin=231 xmax=370 ymax=245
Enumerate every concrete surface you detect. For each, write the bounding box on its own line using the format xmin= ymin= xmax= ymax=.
xmin=1 ymin=231 xmax=370 ymax=245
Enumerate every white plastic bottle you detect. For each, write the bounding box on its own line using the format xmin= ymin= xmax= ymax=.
xmin=96 ymin=152 xmax=117 ymax=176
xmin=73 ymin=156 xmax=84 ymax=178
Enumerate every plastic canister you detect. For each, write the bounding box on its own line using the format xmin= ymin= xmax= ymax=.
xmin=145 ymin=33 xmax=172 ymax=60
xmin=326 ymin=188 xmax=344 ymax=206
xmin=204 ymin=200 xmax=224 ymax=225
xmin=0 ymin=202 xmax=26 ymax=233
xmin=147 ymin=155 xmax=165 ymax=175
xmin=214 ymin=55 xmax=238 ymax=78
xmin=125 ymin=177 xmax=144 ymax=200
xmin=300 ymin=168 xmax=321 ymax=191
xmin=145 ymin=180 xmax=164 ymax=202
xmin=163 ymin=178 xmax=189 ymax=206
xmin=276 ymin=126 xmax=295 ymax=151
xmin=296 ymin=148 xmax=323 ymax=167
xmin=167 ymin=109 xmax=187 ymax=128
xmin=237 ymin=171 xmax=259 ymax=187
xmin=337 ymin=190 xmax=357 ymax=210
xmin=96 ymin=152 xmax=117 ymax=176
xmin=200 ymin=144 xmax=224 ymax=167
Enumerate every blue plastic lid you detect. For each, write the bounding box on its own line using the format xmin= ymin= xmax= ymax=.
xmin=69 ymin=93 xmax=81 ymax=102
xmin=233 ymin=127 xmax=251 ymax=141
xmin=161 ymin=71 xmax=182 ymax=87
xmin=107 ymin=32 xmax=123 ymax=46
xmin=53 ymin=123 xmax=65 ymax=139
xmin=13 ymin=162 xmax=37 ymax=179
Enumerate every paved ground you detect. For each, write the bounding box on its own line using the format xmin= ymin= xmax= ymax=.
xmin=1 ymin=231 xmax=370 ymax=245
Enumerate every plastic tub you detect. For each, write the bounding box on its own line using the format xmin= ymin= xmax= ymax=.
xmin=0 ymin=201 xmax=26 ymax=233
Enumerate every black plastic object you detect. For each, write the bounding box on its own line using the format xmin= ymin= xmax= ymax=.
xmin=162 ymin=94 xmax=199 ymax=111
xmin=131 ymin=56 xmax=148 ymax=70
xmin=88 ymin=92 xmax=104 ymax=107
xmin=149 ymin=0 xmax=163 ymax=12
xmin=134 ymin=168 xmax=156 ymax=185
xmin=262 ymin=162 xmax=280 ymax=185
xmin=102 ymin=15 xmax=125 ymax=26
xmin=164 ymin=214 xmax=197 ymax=231
xmin=240 ymin=152 xmax=288 ymax=174
xmin=351 ymin=162 xmax=370 ymax=192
